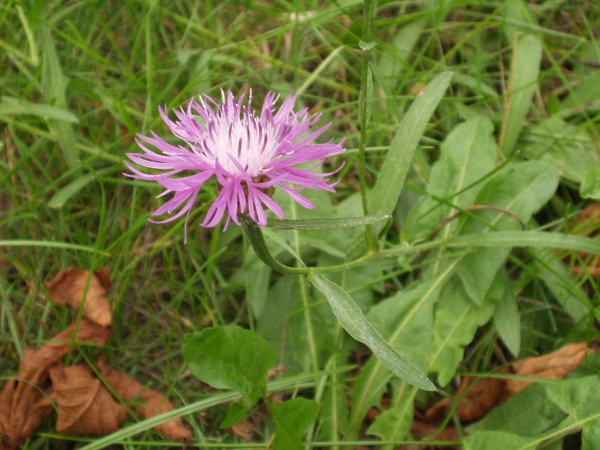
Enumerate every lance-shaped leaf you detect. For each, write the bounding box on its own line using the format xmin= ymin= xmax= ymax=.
xmin=307 ymin=271 xmax=435 ymax=391
xmin=271 ymin=398 xmax=319 ymax=450
xmin=182 ymin=326 xmax=276 ymax=406
xmin=267 ymin=215 xmax=390 ymax=231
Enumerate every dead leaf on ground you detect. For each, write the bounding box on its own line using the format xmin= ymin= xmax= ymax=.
xmin=0 ymin=380 xmax=17 ymax=450
xmin=507 ymin=342 xmax=587 ymax=395
xmin=231 ymin=419 xmax=254 ymax=441
xmin=8 ymin=320 xmax=111 ymax=443
xmin=97 ymin=357 xmax=192 ymax=442
xmin=425 ymin=367 xmax=511 ymax=423
xmin=565 ymin=203 xmax=600 ymax=277
xmin=46 ymin=268 xmax=112 ymax=327
xmin=410 ymin=419 xmax=461 ymax=450
xmin=420 ymin=341 xmax=588 ymax=442
xmin=49 ymin=364 xmax=127 ymax=436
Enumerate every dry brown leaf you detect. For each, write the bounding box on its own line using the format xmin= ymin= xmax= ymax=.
xmin=425 ymin=369 xmax=510 ymax=424
xmin=0 ymin=380 xmax=17 ymax=450
xmin=10 ymin=320 xmax=111 ymax=440
xmin=231 ymin=419 xmax=254 ymax=441
xmin=97 ymin=357 xmax=191 ymax=442
xmin=46 ymin=268 xmax=112 ymax=327
xmin=507 ymin=342 xmax=587 ymax=395
xmin=49 ymin=364 xmax=127 ymax=436
xmin=411 ymin=419 xmax=461 ymax=448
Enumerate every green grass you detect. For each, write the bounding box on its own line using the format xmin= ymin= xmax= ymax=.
xmin=2 ymin=0 xmax=600 ymax=449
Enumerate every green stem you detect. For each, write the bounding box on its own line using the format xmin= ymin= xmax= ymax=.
xmin=359 ymin=0 xmax=377 ymax=252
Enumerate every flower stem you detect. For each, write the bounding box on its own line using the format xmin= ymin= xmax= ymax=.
xmin=359 ymin=0 xmax=377 ymax=252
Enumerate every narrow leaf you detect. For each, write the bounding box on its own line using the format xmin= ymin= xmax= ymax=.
xmin=48 ymin=169 xmax=112 ymax=209
xmin=308 ymin=271 xmax=435 ymax=391
xmin=369 ymin=71 xmax=453 ymax=236
xmin=0 ymin=97 xmax=79 ymax=123
xmin=267 ymin=215 xmax=390 ymax=230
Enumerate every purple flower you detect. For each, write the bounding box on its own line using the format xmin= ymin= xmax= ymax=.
xmin=125 ymin=90 xmax=345 ymax=240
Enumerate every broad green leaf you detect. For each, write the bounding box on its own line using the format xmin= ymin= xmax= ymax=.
xmin=500 ymin=34 xmax=542 ymax=156
xmin=562 ymin=71 xmax=600 ymax=109
xmin=267 ymin=215 xmax=390 ymax=230
xmin=547 ymin=375 xmax=600 ymax=450
xmin=182 ymin=326 xmax=276 ymax=406
xmin=428 ymin=277 xmax=498 ymax=387
xmin=307 ymin=271 xmax=435 ymax=391
xmin=366 ymin=385 xmax=416 ymax=442
xmin=581 ymin=165 xmax=600 ymax=199
xmin=256 ymin=276 xmax=302 ymax=375
xmin=220 ymin=402 xmax=249 ymax=429
xmin=493 ymin=269 xmax=521 ymax=356
xmin=454 ymin=161 xmax=559 ymax=304
xmin=47 ymin=168 xmax=112 ymax=208
xmin=468 ymin=384 xmax=564 ymax=437
xmin=271 ymin=398 xmax=319 ymax=450
xmin=404 ymin=114 xmax=497 ymax=242
xmin=463 ymin=430 xmax=538 ymax=450
xmin=0 ymin=97 xmax=79 ymax=122
xmin=523 ymin=116 xmax=600 ymax=184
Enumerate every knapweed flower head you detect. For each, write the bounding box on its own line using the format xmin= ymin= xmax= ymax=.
xmin=125 ymin=90 xmax=345 ymax=240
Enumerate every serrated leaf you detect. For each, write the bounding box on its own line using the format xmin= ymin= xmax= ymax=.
xmin=366 ymin=386 xmax=416 ymax=442
xmin=182 ymin=326 xmax=276 ymax=406
xmin=428 ymin=277 xmax=498 ymax=387
xmin=454 ymin=160 xmax=559 ymax=304
xmin=404 ymin=114 xmax=497 ymax=242
xmin=271 ymin=397 xmax=319 ymax=450
xmin=307 ymin=271 xmax=435 ymax=391
xmin=468 ymin=384 xmax=564 ymax=437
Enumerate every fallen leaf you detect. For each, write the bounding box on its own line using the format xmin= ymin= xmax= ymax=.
xmin=0 ymin=380 xmax=17 ymax=450
xmin=410 ymin=419 xmax=461 ymax=450
xmin=46 ymin=268 xmax=112 ymax=327
xmin=97 ymin=357 xmax=191 ymax=442
xmin=565 ymin=203 xmax=600 ymax=277
xmin=425 ymin=368 xmax=511 ymax=423
xmin=507 ymin=342 xmax=587 ymax=395
xmin=10 ymin=320 xmax=111 ymax=440
xmin=231 ymin=419 xmax=254 ymax=441
xmin=49 ymin=364 xmax=127 ymax=436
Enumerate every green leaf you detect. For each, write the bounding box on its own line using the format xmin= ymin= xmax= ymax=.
xmin=523 ymin=116 xmax=600 ymax=184
xmin=468 ymin=384 xmax=564 ymax=437
xmin=0 ymin=97 xmax=79 ymax=122
xmin=581 ymin=165 xmax=600 ymax=199
xmin=454 ymin=161 xmax=559 ymax=304
xmin=39 ymin=22 xmax=79 ymax=170
xmin=47 ymin=168 xmax=112 ymax=208
xmin=447 ymin=230 xmax=600 ymax=255
xmin=366 ymin=385 xmax=416 ymax=442
xmin=428 ymin=277 xmax=498 ymax=387
xmin=404 ymin=114 xmax=497 ymax=242
xmin=368 ymin=71 xmax=453 ymax=236
xmin=271 ymin=397 xmax=320 ymax=450
xmin=307 ymin=271 xmax=435 ymax=391
xmin=319 ymin=373 xmax=349 ymax=442
xmin=500 ymin=34 xmax=542 ymax=156
xmin=182 ymin=326 xmax=276 ymax=406
xmin=267 ymin=215 xmax=390 ymax=230
xmin=463 ymin=430 xmax=538 ymax=450
xmin=220 ymin=402 xmax=249 ymax=429
xmin=493 ymin=269 xmax=521 ymax=356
